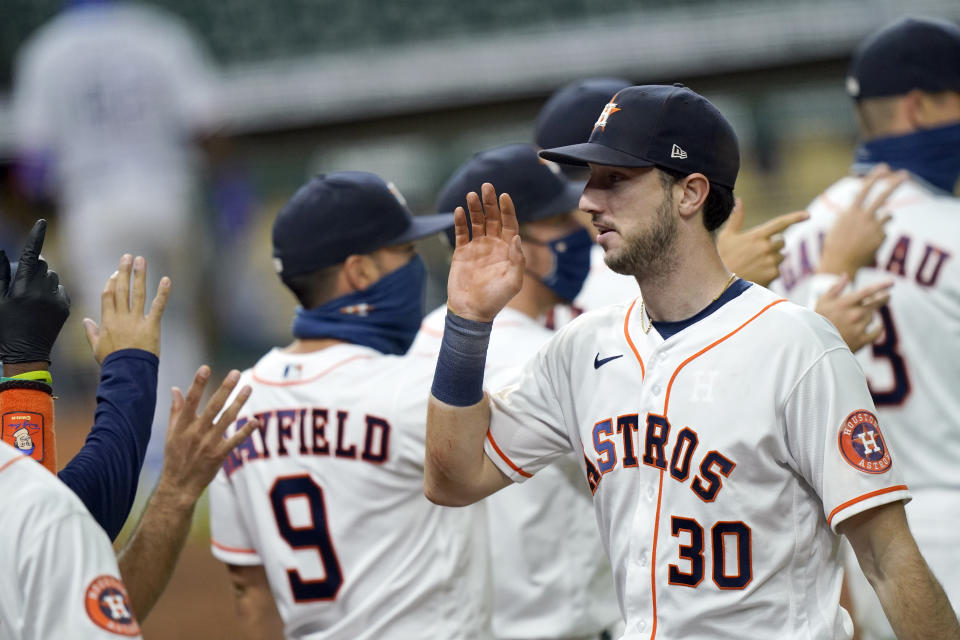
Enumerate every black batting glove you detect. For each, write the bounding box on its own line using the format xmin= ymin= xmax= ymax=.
xmin=0 ymin=220 xmax=71 ymax=364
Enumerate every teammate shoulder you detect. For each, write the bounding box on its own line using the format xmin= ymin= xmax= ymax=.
xmin=0 ymin=444 xmax=88 ymax=529
xmin=756 ymin=287 xmax=848 ymax=352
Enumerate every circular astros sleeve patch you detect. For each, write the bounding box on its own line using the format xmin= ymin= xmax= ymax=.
xmin=838 ymin=409 xmax=892 ymax=474
xmin=85 ymin=575 xmax=141 ymax=636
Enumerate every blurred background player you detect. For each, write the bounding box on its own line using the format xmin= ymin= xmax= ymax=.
xmin=209 ymin=172 xmax=491 ymax=639
xmin=10 ymin=0 xmax=222 ymax=471
xmin=775 ymin=15 xmax=960 ymax=640
xmin=534 ymin=77 xmax=810 ymax=328
xmin=409 ymin=143 xmax=622 ymax=640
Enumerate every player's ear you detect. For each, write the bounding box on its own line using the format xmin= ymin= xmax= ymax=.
xmin=676 ymin=173 xmax=710 ymax=221
xmin=903 ymin=90 xmax=925 ymax=129
xmin=342 ymin=254 xmax=380 ymax=291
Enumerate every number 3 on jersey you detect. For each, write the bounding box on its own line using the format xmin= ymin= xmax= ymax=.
xmin=270 ymin=474 xmax=343 ymax=601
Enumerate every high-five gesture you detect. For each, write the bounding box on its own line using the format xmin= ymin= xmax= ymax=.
xmin=83 ymin=254 xmax=170 ymax=363
xmin=447 ymin=183 xmax=525 ymax=322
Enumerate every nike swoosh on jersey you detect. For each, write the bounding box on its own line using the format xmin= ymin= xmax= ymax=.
xmin=594 ymin=353 xmax=623 ymax=369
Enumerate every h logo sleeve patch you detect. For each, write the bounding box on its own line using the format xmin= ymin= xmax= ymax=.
xmin=838 ymin=410 xmax=892 ymax=474
xmin=85 ymin=575 xmax=141 ymax=636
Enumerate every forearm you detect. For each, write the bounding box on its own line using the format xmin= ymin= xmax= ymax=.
xmin=228 ymin=565 xmax=285 ymax=639
xmin=844 ymin=502 xmax=960 ymax=640
xmin=869 ymin=540 xmax=959 ymax=639
xmin=117 ymin=483 xmax=196 ymax=621
xmin=58 ymin=349 xmax=158 ymax=539
xmin=424 ymin=394 xmax=495 ymax=506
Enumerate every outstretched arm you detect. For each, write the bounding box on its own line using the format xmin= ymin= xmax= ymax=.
xmin=424 ymin=183 xmax=520 ymax=506
xmin=117 ymin=366 xmax=258 ymax=621
xmin=840 ymin=501 xmax=960 ymax=640
xmin=58 ymin=254 xmax=170 ymax=539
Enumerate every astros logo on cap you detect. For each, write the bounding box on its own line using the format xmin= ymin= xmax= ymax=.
xmin=838 ymin=409 xmax=892 ymax=474
xmin=593 ymin=101 xmax=621 ymax=131
xmin=84 ymin=575 xmax=140 ymax=636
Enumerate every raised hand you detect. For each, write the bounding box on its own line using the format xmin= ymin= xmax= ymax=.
xmin=83 ymin=254 xmax=170 ymax=364
xmin=818 ymin=164 xmax=907 ymax=279
xmin=815 ymin=275 xmax=893 ymax=352
xmin=446 ymin=182 xmax=525 ymax=322
xmin=718 ymin=200 xmax=809 ymax=286
xmin=0 ymin=219 xmax=70 ymax=364
xmin=155 ymin=366 xmax=259 ymax=504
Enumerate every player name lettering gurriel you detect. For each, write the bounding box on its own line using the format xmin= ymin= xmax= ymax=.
xmin=222 ymin=407 xmax=390 ymax=477
xmin=586 ymin=412 xmax=735 ymax=500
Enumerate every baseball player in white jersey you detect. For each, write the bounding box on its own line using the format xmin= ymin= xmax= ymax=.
xmin=410 ymin=143 xmax=621 ymax=639
xmin=424 ymin=84 xmax=960 ymax=639
xmin=209 ymin=172 xmax=491 ymax=639
xmin=773 ymin=17 xmax=960 ymax=639
xmin=535 ymin=78 xmax=809 ymax=331
xmin=0 ymin=441 xmax=141 ymax=639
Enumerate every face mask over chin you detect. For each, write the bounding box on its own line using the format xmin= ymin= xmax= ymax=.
xmin=855 ymin=121 xmax=960 ymax=193
xmin=532 ymin=226 xmax=594 ymax=303
xmin=292 ymin=255 xmax=427 ymax=355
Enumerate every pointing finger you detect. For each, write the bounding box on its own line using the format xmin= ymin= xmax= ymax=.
xmin=842 ymin=280 xmax=894 ymax=305
xmin=14 ymin=219 xmax=47 ymax=282
xmin=756 ymin=210 xmax=810 ymax=237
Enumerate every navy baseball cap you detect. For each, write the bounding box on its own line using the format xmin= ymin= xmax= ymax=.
xmin=272 ymin=171 xmax=453 ymax=277
xmin=847 ymin=16 xmax=960 ymax=101
xmin=436 ymin=143 xmax=584 ymax=243
xmin=539 ymin=84 xmax=740 ymax=190
xmin=535 ymin=77 xmax=633 ymax=150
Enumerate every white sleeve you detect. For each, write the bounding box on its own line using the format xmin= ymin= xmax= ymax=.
xmin=209 ymin=468 xmax=262 ymax=566
xmin=20 ymin=513 xmax=142 ymax=639
xmin=783 ymin=346 xmax=910 ymax=532
xmin=485 ymin=344 xmax=575 ymax=482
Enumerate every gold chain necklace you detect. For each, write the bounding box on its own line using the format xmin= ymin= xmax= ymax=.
xmin=640 ymin=272 xmax=737 ymax=334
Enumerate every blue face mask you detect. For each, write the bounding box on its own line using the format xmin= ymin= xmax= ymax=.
xmin=531 ymin=227 xmax=593 ymax=303
xmin=292 ymin=255 xmax=427 ymax=355
xmin=855 ymin=121 xmax=960 ymax=194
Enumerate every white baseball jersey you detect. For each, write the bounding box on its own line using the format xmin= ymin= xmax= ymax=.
xmin=0 ymin=442 xmax=141 ymax=639
xmin=410 ymin=306 xmax=621 ymax=639
xmin=209 ymin=344 xmax=491 ymax=640
xmin=773 ymin=172 xmax=960 ymax=636
xmin=482 ymin=284 xmax=909 ymax=639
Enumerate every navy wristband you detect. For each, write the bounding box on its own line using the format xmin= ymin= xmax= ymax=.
xmin=431 ymin=311 xmax=493 ymax=407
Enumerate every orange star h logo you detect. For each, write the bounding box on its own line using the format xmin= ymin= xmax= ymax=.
xmin=594 ymin=102 xmax=621 ymax=131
